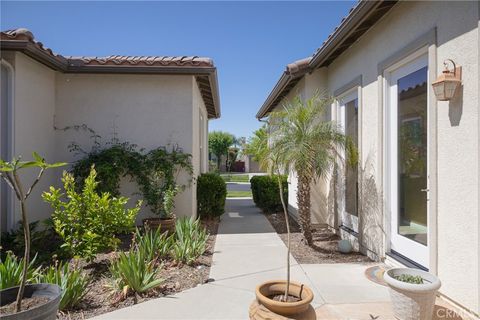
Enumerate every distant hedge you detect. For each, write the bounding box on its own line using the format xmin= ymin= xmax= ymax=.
xmin=197 ymin=173 xmax=227 ymax=218
xmin=250 ymin=175 xmax=288 ymax=213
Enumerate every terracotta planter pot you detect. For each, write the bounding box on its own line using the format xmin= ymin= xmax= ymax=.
xmin=143 ymin=217 xmax=176 ymax=235
xmin=255 ymin=280 xmax=314 ymax=316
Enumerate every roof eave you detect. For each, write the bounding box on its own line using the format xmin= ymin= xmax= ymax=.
xmin=309 ymin=1 xmax=395 ymax=69
xmin=256 ymin=71 xmax=291 ymax=119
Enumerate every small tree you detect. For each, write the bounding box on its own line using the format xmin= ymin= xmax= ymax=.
xmin=0 ymin=153 xmax=65 ymax=312
xmin=269 ymin=94 xmax=348 ymax=246
xmin=208 ymin=131 xmax=234 ymax=170
xmin=244 ymin=126 xmax=269 ymax=171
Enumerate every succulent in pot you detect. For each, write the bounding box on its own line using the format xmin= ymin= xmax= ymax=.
xmin=0 ymin=153 xmax=65 ymax=319
xmin=383 ymin=267 xmax=441 ymax=320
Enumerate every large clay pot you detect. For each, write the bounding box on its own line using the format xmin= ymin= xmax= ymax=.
xmin=255 ymin=280 xmax=314 ymax=316
xmin=0 ymin=283 xmax=61 ymax=320
xmin=143 ymin=217 xmax=176 ymax=235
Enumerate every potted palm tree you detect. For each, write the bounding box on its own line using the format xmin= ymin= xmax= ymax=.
xmin=252 ymin=94 xmax=348 ymax=316
xmin=0 ymin=153 xmax=66 ymax=319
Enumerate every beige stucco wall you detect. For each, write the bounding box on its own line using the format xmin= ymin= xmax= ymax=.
xmin=5 ymin=53 xmax=60 ymax=225
xmin=275 ymin=1 xmax=479 ymax=313
xmin=54 ymin=73 xmax=198 ymax=222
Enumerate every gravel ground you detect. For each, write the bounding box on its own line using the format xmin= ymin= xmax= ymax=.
xmin=265 ymin=212 xmax=372 ymax=264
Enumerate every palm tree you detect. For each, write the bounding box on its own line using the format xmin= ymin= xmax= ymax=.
xmin=268 ymin=94 xmax=347 ymax=246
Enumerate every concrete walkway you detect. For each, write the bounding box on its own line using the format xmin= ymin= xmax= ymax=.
xmin=94 ymin=198 xmax=391 ymax=319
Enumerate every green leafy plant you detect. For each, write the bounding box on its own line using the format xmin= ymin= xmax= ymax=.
xmin=0 ymin=252 xmax=40 ymax=290
xmin=135 ymin=146 xmax=193 ymax=218
xmin=0 ymin=152 xmax=66 ymax=312
xmin=134 ymin=228 xmax=174 ymax=262
xmin=250 ymin=175 xmax=288 ymax=213
xmin=70 ymin=142 xmax=141 ymax=196
xmin=43 ymin=167 xmax=141 ymax=261
xmin=64 ymin=127 xmax=192 ymax=219
xmin=35 ymin=261 xmax=90 ymax=310
xmin=163 ymin=185 xmax=181 ymax=219
xmin=108 ymin=247 xmax=163 ymax=301
xmin=172 ymin=218 xmax=208 ymax=265
xmin=197 ymin=173 xmax=227 ymax=218
xmin=0 ymin=219 xmax=62 ymax=265
xmin=394 ymin=274 xmax=424 ymax=284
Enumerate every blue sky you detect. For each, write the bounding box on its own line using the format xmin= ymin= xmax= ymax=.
xmin=1 ymin=1 xmax=355 ymax=139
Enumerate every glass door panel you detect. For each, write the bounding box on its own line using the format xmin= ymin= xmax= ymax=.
xmin=339 ymin=91 xmax=359 ymax=233
xmin=388 ymin=54 xmax=429 ymax=268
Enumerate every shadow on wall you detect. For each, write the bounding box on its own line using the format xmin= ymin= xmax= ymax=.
xmin=358 ymin=152 xmax=385 ymax=261
xmin=448 ymin=84 xmax=463 ymax=126
xmin=328 ymin=151 xmax=385 ymax=261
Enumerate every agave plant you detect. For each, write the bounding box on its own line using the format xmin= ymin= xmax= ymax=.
xmin=134 ymin=228 xmax=174 ymax=262
xmin=172 ymin=217 xmax=208 ymax=265
xmin=0 ymin=252 xmax=40 ymax=290
xmin=35 ymin=261 xmax=90 ymax=310
xmin=108 ymin=246 xmax=163 ymax=301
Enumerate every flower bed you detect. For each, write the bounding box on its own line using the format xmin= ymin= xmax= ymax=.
xmin=1 ymin=219 xmax=218 ymax=319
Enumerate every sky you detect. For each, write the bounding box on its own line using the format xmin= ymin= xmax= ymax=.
xmin=1 ymin=1 xmax=355 ymax=139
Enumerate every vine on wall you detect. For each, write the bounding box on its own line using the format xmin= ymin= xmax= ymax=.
xmin=58 ymin=125 xmax=193 ymax=217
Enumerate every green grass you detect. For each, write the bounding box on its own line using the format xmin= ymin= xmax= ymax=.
xmin=221 ymin=174 xmax=250 ymax=183
xmin=226 ymin=190 xmax=252 ymax=198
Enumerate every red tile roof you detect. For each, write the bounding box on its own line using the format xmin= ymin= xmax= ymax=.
xmin=1 ymin=28 xmax=220 ymax=118
xmin=66 ymin=55 xmax=213 ymax=67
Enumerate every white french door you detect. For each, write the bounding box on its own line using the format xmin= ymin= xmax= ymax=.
xmin=338 ymin=90 xmax=359 ymax=233
xmin=387 ymin=53 xmax=429 ymax=268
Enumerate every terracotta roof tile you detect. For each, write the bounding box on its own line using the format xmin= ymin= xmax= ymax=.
xmin=1 ymin=28 xmax=214 ymax=68
xmin=1 ymin=28 xmax=220 ymax=118
xmin=66 ymin=55 xmax=213 ymax=67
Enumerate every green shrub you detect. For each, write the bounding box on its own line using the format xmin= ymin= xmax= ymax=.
xmin=0 ymin=252 xmax=40 ymax=290
xmin=0 ymin=220 xmax=63 ymax=265
xmin=250 ymin=175 xmax=288 ymax=213
xmin=43 ymin=167 xmax=141 ymax=261
xmin=108 ymin=247 xmax=163 ymax=299
xmin=134 ymin=228 xmax=174 ymax=262
xmin=35 ymin=261 xmax=90 ymax=310
xmin=197 ymin=173 xmax=227 ymax=218
xmin=172 ymin=218 xmax=208 ymax=265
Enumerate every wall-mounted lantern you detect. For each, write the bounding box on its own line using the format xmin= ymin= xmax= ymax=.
xmin=432 ymin=59 xmax=462 ymax=101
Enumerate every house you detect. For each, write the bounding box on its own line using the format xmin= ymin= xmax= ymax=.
xmin=0 ymin=28 xmax=220 ymax=230
xmin=257 ymin=1 xmax=478 ymax=316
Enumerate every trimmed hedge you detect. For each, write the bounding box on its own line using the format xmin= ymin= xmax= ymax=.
xmin=250 ymin=175 xmax=288 ymax=213
xmin=197 ymin=173 xmax=227 ymax=218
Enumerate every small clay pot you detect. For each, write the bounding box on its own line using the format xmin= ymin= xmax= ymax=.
xmin=143 ymin=217 xmax=176 ymax=235
xmin=255 ymin=280 xmax=314 ymax=316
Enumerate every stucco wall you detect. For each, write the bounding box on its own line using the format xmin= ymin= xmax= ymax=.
xmin=273 ymin=1 xmax=479 ymax=313
xmin=53 ymin=73 xmax=197 ymax=222
xmin=7 ymin=53 xmax=59 ymax=225
xmin=191 ymin=78 xmax=209 ymax=217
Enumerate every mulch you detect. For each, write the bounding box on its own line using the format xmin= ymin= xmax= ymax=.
xmin=58 ymin=219 xmax=219 ymax=320
xmin=265 ymin=212 xmax=372 ymax=264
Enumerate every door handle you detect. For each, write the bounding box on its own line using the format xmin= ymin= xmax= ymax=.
xmin=421 ymin=188 xmax=429 ymax=192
